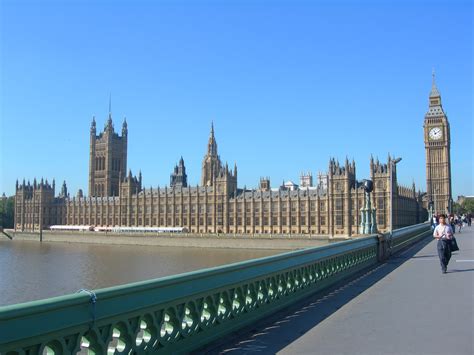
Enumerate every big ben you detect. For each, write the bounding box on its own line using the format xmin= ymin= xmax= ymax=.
xmin=424 ymin=72 xmax=452 ymax=214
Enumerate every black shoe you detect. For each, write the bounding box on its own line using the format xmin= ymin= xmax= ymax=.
xmin=442 ymin=270 xmax=447 ymax=274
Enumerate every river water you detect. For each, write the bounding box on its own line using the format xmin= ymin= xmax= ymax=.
xmin=0 ymin=239 xmax=283 ymax=307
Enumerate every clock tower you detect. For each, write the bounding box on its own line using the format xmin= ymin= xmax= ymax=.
xmin=424 ymin=72 xmax=452 ymax=214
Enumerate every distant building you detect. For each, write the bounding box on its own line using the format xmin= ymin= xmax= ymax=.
xmin=281 ymin=181 xmax=299 ymax=191
xmin=259 ymin=177 xmax=271 ymax=191
xmin=300 ymin=172 xmax=313 ymax=188
xmin=457 ymin=196 xmax=474 ymax=205
xmin=170 ymin=157 xmax=188 ymax=188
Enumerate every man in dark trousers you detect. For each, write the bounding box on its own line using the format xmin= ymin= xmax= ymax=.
xmin=433 ymin=214 xmax=454 ymax=274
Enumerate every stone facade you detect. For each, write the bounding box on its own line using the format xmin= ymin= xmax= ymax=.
xmin=15 ymin=91 xmax=434 ymax=236
xmin=170 ymin=157 xmax=188 ymax=188
xmin=14 ymin=123 xmax=426 ymax=236
xmin=89 ymin=113 xmax=128 ymax=198
xmin=423 ymin=73 xmax=452 ymax=214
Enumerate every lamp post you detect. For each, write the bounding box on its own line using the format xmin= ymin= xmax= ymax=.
xmin=390 ymin=157 xmax=402 ymax=235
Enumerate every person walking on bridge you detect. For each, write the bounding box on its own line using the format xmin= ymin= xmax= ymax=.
xmin=433 ymin=214 xmax=454 ymax=274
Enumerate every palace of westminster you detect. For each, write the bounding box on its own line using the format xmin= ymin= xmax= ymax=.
xmin=15 ymin=76 xmax=453 ymax=236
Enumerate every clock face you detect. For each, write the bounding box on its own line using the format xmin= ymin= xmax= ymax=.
xmin=429 ymin=127 xmax=443 ymax=140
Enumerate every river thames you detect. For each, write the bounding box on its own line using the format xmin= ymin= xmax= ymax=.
xmin=0 ymin=238 xmax=284 ymax=306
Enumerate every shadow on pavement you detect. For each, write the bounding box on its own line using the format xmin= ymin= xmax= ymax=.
xmin=448 ymin=268 xmax=474 ymax=273
xmin=197 ymin=235 xmax=434 ymax=355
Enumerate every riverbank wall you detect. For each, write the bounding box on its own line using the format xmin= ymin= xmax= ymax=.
xmin=5 ymin=230 xmax=346 ymax=250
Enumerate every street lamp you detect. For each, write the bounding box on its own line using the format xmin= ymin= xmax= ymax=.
xmin=390 ymin=157 xmax=402 ymax=235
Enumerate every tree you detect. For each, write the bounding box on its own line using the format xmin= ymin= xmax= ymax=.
xmin=0 ymin=196 xmax=14 ymax=228
xmin=462 ymin=199 xmax=474 ymax=214
xmin=452 ymin=202 xmax=465 ymax=215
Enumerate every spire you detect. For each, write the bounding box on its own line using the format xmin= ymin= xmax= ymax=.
xmin=207 ymin=121 xmax=217 ymax=156
xmin=122 ymin=117 xmax=127 ymax=135
xmin=430 ymin=69 xmax=440 ymax=97
xmin=106 ymin=94 xmax=113 ymax=129
xmin=429 ymin=69 xmax=442 ymax=108
xmin=91 ymin=116 xmax=96 ymax=133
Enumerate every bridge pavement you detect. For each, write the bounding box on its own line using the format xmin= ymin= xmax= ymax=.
xmin=201 ymin=226 xmax=473 ymax=355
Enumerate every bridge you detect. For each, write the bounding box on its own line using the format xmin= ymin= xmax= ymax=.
xmin=202 ymin=226 xmax=473 ymax=355
xmin=0 ymin=223 xmax=471 ymax=354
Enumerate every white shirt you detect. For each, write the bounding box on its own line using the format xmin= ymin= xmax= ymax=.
xmin=433 ymin=224 xmax=453 ymax=240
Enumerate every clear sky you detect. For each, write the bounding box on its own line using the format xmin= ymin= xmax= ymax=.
xmin=1 ymin=0 xmax=472 ymax=199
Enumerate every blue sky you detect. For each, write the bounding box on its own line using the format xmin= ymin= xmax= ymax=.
xmin=1 ymin=0 xmax=472 ymax=198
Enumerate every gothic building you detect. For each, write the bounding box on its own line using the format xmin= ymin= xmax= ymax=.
xmin=16 ymin=80 xmax=438 ymax=236
xmin=423 ymin=72 xmax=452 ymax=214
xmin=170 ymin=157 xmax=188 ymax=188
xmin=88 ymin=110 xmax=128 ymax=198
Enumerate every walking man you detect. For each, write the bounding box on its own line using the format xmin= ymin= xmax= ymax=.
xmin=433 ymin=214 xmax=454 ymax=274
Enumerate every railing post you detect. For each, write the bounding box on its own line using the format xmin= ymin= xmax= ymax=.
xmin=377 ymin=233 xmax=389 ymax=262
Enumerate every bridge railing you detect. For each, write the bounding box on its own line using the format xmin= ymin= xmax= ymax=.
xmin=388 ymin=222 xmax=431 ymax=254
xmin=0 ymin=223 xmax=430 ymax=355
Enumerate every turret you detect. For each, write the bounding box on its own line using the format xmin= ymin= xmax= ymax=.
xmin=122 ymin=117 xmax=128 ymax=136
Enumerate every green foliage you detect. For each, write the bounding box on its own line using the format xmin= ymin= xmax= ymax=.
xmin=452 ymin=202 xmax=464 ymax=214
xmin=454 ymin=199 xmax=474 ymax=215
xmin=462 ymin=199 xmax=474 ymax=214
xmin=0 ymin=196 xmax=14 ymax=228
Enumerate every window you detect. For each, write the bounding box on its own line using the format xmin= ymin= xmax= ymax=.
xmin=320 ymin=216 xmax=326 ymax=226
xmin=335 ymin=199 xmax=343 ymax=211
xmin=336 ymin=215 xmax=343 ymax=226
xmin=377 ymin=197 xmax=385 ymax=209
xmin=291 ymin=201 xmax=297 ymax=212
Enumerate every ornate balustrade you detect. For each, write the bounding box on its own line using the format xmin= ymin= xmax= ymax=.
xmin=0 ymin=223 xmax=430 ymax=355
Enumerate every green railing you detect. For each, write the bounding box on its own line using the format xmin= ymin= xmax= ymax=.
xmin=389 ymin=222 xmax=431 ymax=254
xmin=0 ymin=223 xmax=430 ymax=355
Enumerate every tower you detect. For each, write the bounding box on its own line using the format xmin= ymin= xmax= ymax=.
xmin=423 ymin=72 xmax=452 ymax=214
xmin=201 ymin=122 xmax=222 ymax=186
xmin=170 ymin=157 xmax=188 ymax=188
xmin=88 ymin=102 xmax=128 ymax=197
